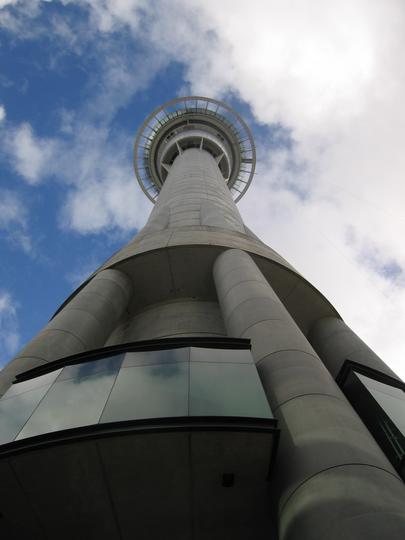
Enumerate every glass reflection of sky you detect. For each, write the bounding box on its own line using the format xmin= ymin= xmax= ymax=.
xmin=100 ymin=363 xmax=189 ymax=423
xmin=0 ymin=347 xmax=273 ymax=444
xmin=17 ymin=368 xmax=119 ymax=440
xmin=357 ymin=373 xmax=405 ymax=435
xmin=57 ymin=354 xmax=123 ymax=382
xmin=2 ymin=369 xmax=62 ymax=398
xmin=190 ymin=362 xmax=272 ymax=418
xmin=150 ymin=362 xmax=185 ymax=378
xmin=0 ymin=386 xmax=53 ymax=444
xmin=0 ymin=368 xmax=63 ymax=444
xmin=122 ymin=348 xmax=189 ymax=367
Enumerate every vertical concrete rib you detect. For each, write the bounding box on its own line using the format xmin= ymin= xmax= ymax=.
xmin=213 ymin=248 xmax=405 ymax=540
xmin=0 ymin=268 xmax=132 ymax=396
xmin=309 ymin=316 xmax=401 ymax=381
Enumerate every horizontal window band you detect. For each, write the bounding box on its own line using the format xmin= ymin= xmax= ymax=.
xmin=14 ymin=336 xmax=252 ymax=383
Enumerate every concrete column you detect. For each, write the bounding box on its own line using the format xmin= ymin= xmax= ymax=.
xmin=0 ymin=268 xmax=132 ymax=396
xmin=213 ymin=249 xmax=405 ymax=540
xmin=309 ymin=316 xmax=400 ymax=381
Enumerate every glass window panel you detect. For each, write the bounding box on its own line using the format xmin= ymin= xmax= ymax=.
xmin=190 ymin=347 xmax=253 ymax=364
xmin=356 ymin=373 xmax=405 ymax=435
xmin=2 ymin=369 xmax=62 ymax=399
xmin=190 ymin=362 xmax=272 ymax=418
xmin=100 ymin=363 xmax=189 ymax=423
xmin=0 ymin=385 xmax=53 ymax=444
xmin=122 ymin=347 xmax=189 ymax=367
xmin=16 ymin=368 xmax=119 ymax=440
xmin=356 ymin=373 xmax=404 ymax=399
xmin=57 ymin=354 xmax=123 ymax=382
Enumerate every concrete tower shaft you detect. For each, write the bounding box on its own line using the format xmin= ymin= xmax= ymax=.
xmin=146 ymin=148 xmax=245 ymax=234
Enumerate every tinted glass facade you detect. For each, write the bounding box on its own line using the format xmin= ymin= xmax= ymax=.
xmin=342 ymin=369 xmax=405 ymax=479
xmin=0 ymin=346 xmax=272 ymax=446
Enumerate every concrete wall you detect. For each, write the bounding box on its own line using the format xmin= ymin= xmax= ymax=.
xmin=214 ymin=249 xmax=405 ymax=540
xmin=107 ymin=298 xmax=226 ymax=344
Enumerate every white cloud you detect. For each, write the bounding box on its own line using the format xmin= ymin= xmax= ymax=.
xmin=0 ymin=0 xmax=19 ymax=7
xmin=83 ymin=48 xmax=165 ymax=123
xmin=0 ymin=105 xmax=5 ymax=122
xmin=0 ymin=189 xmax=26 ymax=228
xmin=0 ymin=189 xmax=32 ymax=253
xmin=2 ymin=120 xmax=151 ymax=235
xmin=58 ymin=124 xmax=151 ymax=233
xmin=61 ymin=163 xmax=151 ymax=234
xmin=76 ymin=0 xmax=145 ymax=33
xmin=5 ymin=123 xmax=57 ymax=184
xmin=0 ymin=290 xmax=20 ymax=367
xmin=0 ymin=0 xmax=42 ymax=37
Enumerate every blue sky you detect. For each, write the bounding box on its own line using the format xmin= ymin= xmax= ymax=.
xmin=1 ymin=0 xmax=405 ymax=378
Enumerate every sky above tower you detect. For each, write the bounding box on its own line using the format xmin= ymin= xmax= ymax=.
xmin=1 ymin=0 xmax=405 ymax=378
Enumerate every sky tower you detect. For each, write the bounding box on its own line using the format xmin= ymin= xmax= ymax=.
xmin=0 ymin=96 xmax=405 ymax=539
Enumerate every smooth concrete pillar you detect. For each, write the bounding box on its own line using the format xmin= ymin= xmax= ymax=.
xmin=144 ymin=148 xmax=246 ymax=234
xmin=213 ymin=249 xmax=405 ymax=540
xmin=309 ymin=316 xmax=400 ymax=381
xmin=0 ymin=268 xmax=132 ymax=396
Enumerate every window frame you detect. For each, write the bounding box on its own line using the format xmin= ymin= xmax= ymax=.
xmin=337 ymin=359 xmax=405 ymax=480
xmin=14 ymin=336 xmax=252 ymax=384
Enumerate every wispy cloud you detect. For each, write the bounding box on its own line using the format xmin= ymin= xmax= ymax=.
xmin=0 ymin=189 xmax=32 ymax=254
xmin=0 ymin=0 xmax=42 ymax=37
xmin=0 ymin=1 xmax=162 ymax=236
xmin=65 ymin=255 xmax=106 ymax=289
xmin=2 ymin=119 xmax=151 ymax=234
xmin=3 ymin=122 xmax=57 ymax=185
xmin=0 ymin=290 xmax=20 ymax=368
xmin=57 ymin=124 xmax=152 ymax=234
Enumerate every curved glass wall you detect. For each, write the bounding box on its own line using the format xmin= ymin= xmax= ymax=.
xmin=0 ymin=345 xmax=273 ymax=446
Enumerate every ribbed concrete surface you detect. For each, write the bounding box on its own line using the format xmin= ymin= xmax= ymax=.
xmin=147 ymin=148 xmax=245 ymax=234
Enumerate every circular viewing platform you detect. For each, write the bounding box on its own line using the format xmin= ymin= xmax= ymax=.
xmin=134 ymin=96 xmax=256 ymax=203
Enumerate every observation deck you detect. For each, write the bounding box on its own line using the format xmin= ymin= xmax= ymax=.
xmin=134 ymin=96 xmax=256 ymax=203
